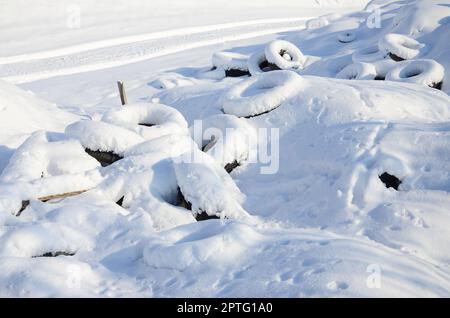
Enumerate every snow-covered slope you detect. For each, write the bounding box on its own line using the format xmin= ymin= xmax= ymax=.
xmin=1 ymin=0 xmax=450 ymax=297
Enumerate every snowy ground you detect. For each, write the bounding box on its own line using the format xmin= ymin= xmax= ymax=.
xmin=1 ymin=0 xmax=450 ymax=297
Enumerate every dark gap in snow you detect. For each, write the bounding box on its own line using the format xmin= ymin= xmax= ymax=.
xmin=116 ymin=196 xmax=124 ymax=206
xmin=85 ymin=148 xmax=123 ymax=167
xmin=225 ymin=69 xmax=251 ymax=77
xmin=195 ymin=212 xmax=220 ymax=221
xmin=138 ymin=123 xmax=154 ymax=127
xmin=379 ymin=172 xmax=402 ymax=190
xmin=16 ymin=200 xmax=30 ymax=216
xmin=432 ymin=81 xmax=443 ymax=90
xmin=176 ymin=187 xmax=219 ymax=221
xmin=202 ymin=137 xmax=217 ymax=152
xmin=389 ymin=53 xmax=405 ymax=62
xmin=259 ymin=60 xmax=281 ymax=73
xmin=244 ymin=105 xmax=281 ymax=118
xmin=32 ymin=251 xmax=76 ymax=258
xmin=374 ymin=75 xmax=385 ymax=80
xmin=224 ymin=160 xmax=240 ymax=173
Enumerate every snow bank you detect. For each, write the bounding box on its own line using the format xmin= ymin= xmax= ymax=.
xmin=0 ymin=80 xmax=77 ymax=145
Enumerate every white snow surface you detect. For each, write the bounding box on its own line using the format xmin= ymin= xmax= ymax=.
xmin=1 ymin=0 xmax=450 ymax=298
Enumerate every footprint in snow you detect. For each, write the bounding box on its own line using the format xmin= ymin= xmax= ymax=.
xmin=327 ymin=281 xmax=349 ymax=291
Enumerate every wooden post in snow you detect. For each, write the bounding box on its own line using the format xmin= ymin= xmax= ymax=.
xmin=117 ymin=81 xmax=128 ymax=105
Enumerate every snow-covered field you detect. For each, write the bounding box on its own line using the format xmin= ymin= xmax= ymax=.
xmin=1 ymin=0 xmax=450 ymax=297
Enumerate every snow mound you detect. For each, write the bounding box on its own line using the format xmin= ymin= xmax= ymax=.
xmin=149 ymin=73 xmax=197 ymax=90
xmin=0 ymin=223 xmax=91 ymax=258
xmin=0 ymin=131 xmax=99 ymax=183
xmin=0 ymin=80 xmax=77 ymax=145
xmin=143 ymin=220 xmax=262 ymax=271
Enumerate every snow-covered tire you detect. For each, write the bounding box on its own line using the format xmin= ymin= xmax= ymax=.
xmin=102 ymin=103 xmax=188 ymax=140
xmin=338 ymin=31 xmax=356 ymax=43
xmin=65 ymin=120 xmax=145 ymax=165
xmin=194 ymin=114 xmax=257 ymax=172
xmin=264 ymin=40 xmax=304 ymax=71
xmin=385 ymin=59 xmax=445 ymax=89
xmin=336 ymin=62 xmax=377 ymax=80
xmin=352 ymin=44 xmax=387 ymax=63
xmin=248 ymin=51 xmax=280 ymax=76
xmin=174 ymin=149 xmax=250 ymax=220
xmin=373 ymin=59 xmax=397 ymax=80
xmin=220 ymin=70 xmax=303 ymax=118
xmin=212 ymin=51 xmax=250 ymax=77
xmin=378 ymin=33 xmax=425 ymax=61
xmin=197 ymin=66 xmax=226 ymax=80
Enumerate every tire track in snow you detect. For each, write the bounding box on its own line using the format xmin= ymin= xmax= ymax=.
xmin=0 ymin=18 xmax=309 ymax=84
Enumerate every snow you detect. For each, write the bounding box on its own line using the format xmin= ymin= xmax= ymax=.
xmin=1 ymin=0 xmax=450 ymax=298
xmin=0 ymin=80 xmax=77 ymax=148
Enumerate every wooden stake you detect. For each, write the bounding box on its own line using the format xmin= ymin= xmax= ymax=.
xmin=117 ymin=81 xmax=128 ymax=105
xmin=17 ymin=189 xmax=89 ymax=216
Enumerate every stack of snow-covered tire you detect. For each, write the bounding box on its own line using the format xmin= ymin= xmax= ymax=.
xmin=0 ymin=101 xmax=253 ymax=222
xmin=202 ymin=40 xmax=306 ymax=79
xmin=65 ymin=102 xmax=188 ymax=166
xmin=337 ymin=33 xmax=444 ymax=89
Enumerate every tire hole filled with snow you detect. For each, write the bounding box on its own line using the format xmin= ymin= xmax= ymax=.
xmin=379 ymin=172 xmax=402 ymax=190
xmin=212 ymin=51 xmax=250 ymax=78
xmin=32 ymin=251 xmax=76 ymax=258
xmin=84 ymin=148 xmax=123 ymax=167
